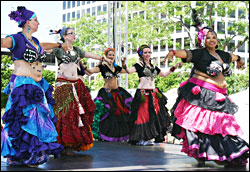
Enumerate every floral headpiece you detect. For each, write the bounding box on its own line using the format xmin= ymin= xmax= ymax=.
xmin=197 ymin=25 xmax=210 ymax=48
xmin=191 ymin=9 xmax=214 ymax=49
xmin=8 ymin=6 xmax=36 ymax=28
xmin=104 ymin=48 xmax=115 ymax=56
xmin=137 ymin=45 xmax=150 ymax=57
xmin=49 ymin=27 xmax=70 ymax=42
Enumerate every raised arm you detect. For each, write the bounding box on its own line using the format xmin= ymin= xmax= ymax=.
xmin=163 ymin=50 xmax=188 ymax=63
xmin=84 ymin=66 xmax=100 ymax=75
xmin=158 ymin=62 xmax=182 ymax=77
xmin=85 ymin=52 xmax=113 ymax=64
xmin=1 ymin=37 xmax=13 ymax=49
xmin=230 ymin=53 xmax=245 ymax=69
xmin=40 ymin=42 xmax=68 ymax=51
xmin=121 ymin=57 xmax=136 ymax=74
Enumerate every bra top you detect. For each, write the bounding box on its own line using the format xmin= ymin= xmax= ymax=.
xmin=98 ymin=64 xmax=122 ymax=79
xmin=7 ymin=33 xmax=46 ymax=63
xmin=52 ymin=46 xmax=85 ymax=66
xmin=133 ymin=62 xmax=161 ymax=80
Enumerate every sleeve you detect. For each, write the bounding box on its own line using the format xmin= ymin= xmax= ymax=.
xmin=6 ymin=34 xmax=22 ymax=51
xmin=217 ymin=50 xmax=232 ymax=63
xmin=75 ymin=46 xmax=85 ymax=58
xmin=182 ymin=49 xmax=203 ymax=64
xmin=133 ymin=63 xmax=141 ymax=72
xmin=116 ymin=65 xmax=122 ymax=73
xmin=155 ymin=66 xmax=161 ymax=75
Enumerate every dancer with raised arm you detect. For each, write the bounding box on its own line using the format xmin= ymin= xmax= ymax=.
xmin=163 ymin=9 xmax=249 ymax=168
xmin=1 ymin=6 xmax=66 ymax=167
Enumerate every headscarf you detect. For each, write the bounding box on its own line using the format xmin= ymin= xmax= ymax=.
xmin=104 ymin=48 xmax=115 ymax=57
xmin=8 ymin=6 xmax=36 ymax=28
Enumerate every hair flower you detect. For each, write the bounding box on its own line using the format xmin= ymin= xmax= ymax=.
xmin=192 ymin=86 xmax=201 ymax=95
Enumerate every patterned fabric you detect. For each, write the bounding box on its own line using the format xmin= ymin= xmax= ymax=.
xmin=54 ymin=78 xmax=96 ymax=151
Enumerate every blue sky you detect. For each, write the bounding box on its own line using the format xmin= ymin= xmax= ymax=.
xmin=1 ymin=1 xmax=62 ymax=42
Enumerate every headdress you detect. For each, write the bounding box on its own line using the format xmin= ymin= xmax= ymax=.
xmin=104 ymin=48 xmax=115 ymax=56
xmin=137 ymin=44 xmax=150 ymax=57
xmin=49 ymin=27 xmax=70 ymax=42
xmin=8 ymin=6 xmax=36 ymax=28
xmin=192 ymin=9 xmax=214 ymax=48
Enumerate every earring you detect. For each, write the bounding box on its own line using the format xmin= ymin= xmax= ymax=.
xmin=27 ymin=27 xmax=30 ymax=33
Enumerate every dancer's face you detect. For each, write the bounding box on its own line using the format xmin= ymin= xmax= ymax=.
xmin=205 ymin=31 xmax=218 ymax=49
xmin=142 ymin=48 xmax=152 ymax=61
xmin=64 ymin=29 xmax=76 ymax=43
xmin=106 ymin=51 xmax=115 ymax=63
xmin=27 ymin=16 xmax=39 ymax=33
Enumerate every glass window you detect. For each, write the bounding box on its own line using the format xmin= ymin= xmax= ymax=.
xmin=82 ymin=9 xmax=85 ymax=17
xmin=67 ymin=1 xmax=71 ymax=9
xmin=92 ymin=7 xmax=96 ymax=16
xmin=77 ymin=10 xmax=80 ymax=19
xmin=227 ymin=40 xmax=235 ymax=51
xmin=87 ymin=1 xmax=90 ymax=4
xmin=227 ymin=22 xmax=235 ymax=35
xmin=97 ymin=19 xmax=101 ymax=23
xmin=139 ymin=11 xmax=144 ymax=19
xmin=184 ymin=37 xmax=190 ymax=49
xmin=160 ymin=56 xmax=166 ymax=68
xmin=82 ymin=1 xmax=85 ymax=5
xmin=102 ymin=18 xmax=106 ymax=23
xmin=238 ymin=9 xmax=245 ymax=19
xmin=67 ymin=12 xmax=71 ymax=22
xmin=161 ymin=13 xmax=166 ymax=19
xmin=97 ymin=5 xmax=101 ymax=15
xmin=217 ymin=4 xmax=225 ymax=17
xmin=176 ymin=23 xmax=182 ymax=33
xmin=168 ymin=39 xmax=174 ymax=49
xmin=103 ymin=4 xmax=107 ymax=12
xmin=72 ymin=1 xmax=75 ymax=8
xmin=62 ymin=14 xmax=66 ymax=23
xmin=217 ymin=21 xmax=225 ymax=34
xmin=87 ymin=8 xmax=90 ymax=15
xmin=92 ymin=1 xmax=96 ymax=3
xmin=238 ymin=42 xmax=245 ymax=52
xmin=229 ymin=9 xmax=235 ymax=18
xmin=176 ymin=38 xmax=182 ymax=49
xmin=153 ymin=43 xmax=158 ymax=52
xmin=63 ymin=1 xmax=66 ymax=10
xmin=77 ymin=1 xmax=80 ymax=6
xmin=72 ymin=11 xmax=75 ymax=19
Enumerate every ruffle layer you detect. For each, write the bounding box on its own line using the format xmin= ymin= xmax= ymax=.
xmin=1 ymin=75 xmax=63 ymax=165
xmin=175 ymin=98 xmax=244 ymax=137
xmin=179 ymin=129 xmax=249 ymax=166
xmin=129 ymin=88 xmax=170 ymax=142
xmin=54 ymin=79 xmax=95 ymax=151
xmin=92 ymin=87 xmax=133 ymax=142
xmin=178 ymin=81 xmax=238 ymax=114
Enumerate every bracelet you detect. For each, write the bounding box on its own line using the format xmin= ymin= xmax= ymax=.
xmin=58 ymin=42 xmax=62 ymax=48
xmin=169 ymin=50 xmax=176 ymax=55
xmin=237 ymin=55 xmax=241 ymax=62
xmin=170 ymin=66 xmax=176 ymax=72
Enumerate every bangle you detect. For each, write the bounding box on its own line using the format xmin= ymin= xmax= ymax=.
xmin=237 ymin=55 xmax=241 ymax=62
xmin=58 ymin=42 xmax=62 ymax=48
xmin=170 ymin=50 xmax=176 ymax=55
xmin=101 ymin=56 xmax=104 ymax=62
xmin=170 ymin=66 xmax=176 ymax=72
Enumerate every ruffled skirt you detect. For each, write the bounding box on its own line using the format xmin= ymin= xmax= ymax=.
xmin=129 ymin=88 xmax=171 ymax=143
xmin=171 ymin=77 xmax=249 ymax=166
xmin=91 ymin=87 xmax=133 ymax=141
xmin=1 ymin=74 xmax=64 ymax=166
xmin=53 ymin=78 xmax=96 ymax=151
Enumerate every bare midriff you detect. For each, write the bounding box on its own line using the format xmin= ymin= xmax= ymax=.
xmin=13 ymin=60 xmax=43 ymax=82
xmin=104 ymin=78 xmax=119 ymax=90
xmin=138 ymin=77 xmax=156 ymax=90
xmin=193 ymin=69 xmax=227 ymax=89
xmin=57 ymin=63 xmax=79 ymax=80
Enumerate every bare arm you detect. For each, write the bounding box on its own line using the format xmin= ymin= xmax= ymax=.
xmin=84 ymin=66 xmax=100 ymax=75
xmin=40 ymin=42 xmax=68 ymax=52
xmin=158 ymin=62 xmax=182 ymax=77
xmin=121 ymin=57 xmax=137 ymax=74
xmin=163 ymin=50 xmax=187 ymax=63
xmin=230 ymin=53 xmax=245 ymax=69
xmin=1 ymin=37 xmax=13 ymax=49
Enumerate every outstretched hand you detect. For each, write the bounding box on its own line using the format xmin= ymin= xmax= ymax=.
xmin=236 ymin=60 xmax=245 ymax=70
xmin=103 ymin=57 xmax=113 ymax=64
xmin=163 ymin=51 xmax=175 ymax=64
xmin=121 ymin=57 xmax=126 ymax=65
xmin=175 ymin=62 xmax=182 ymax=68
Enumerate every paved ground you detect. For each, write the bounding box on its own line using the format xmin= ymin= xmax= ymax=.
xmin=1 ymin=141 xmax=249 ymax=171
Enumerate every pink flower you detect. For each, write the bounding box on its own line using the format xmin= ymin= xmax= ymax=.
xmin=192 ymin=86 xmax=201 ymax=95
xmin=215 ymin=92 xmax=226 ymax=102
